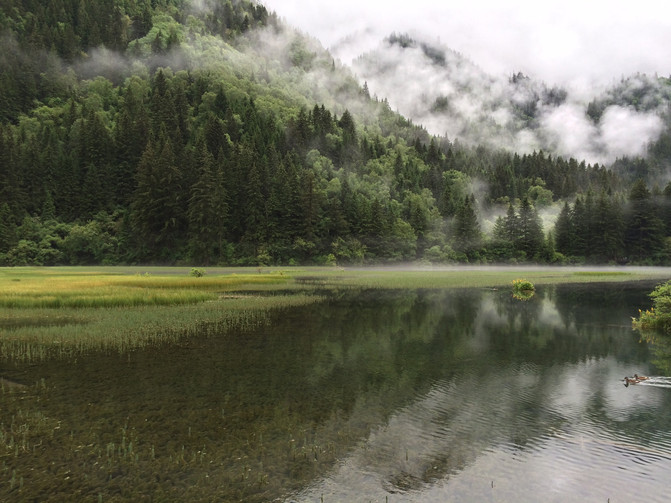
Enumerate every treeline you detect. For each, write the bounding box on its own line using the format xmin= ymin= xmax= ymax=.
xmin=1 ymin=0 xmax=670 ymax=266
xmin=554 ymin=181 xmax=671 ymax=263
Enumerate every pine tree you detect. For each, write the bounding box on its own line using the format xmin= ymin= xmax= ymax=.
xmin=265 ymin=160 xmax=293 ymax=259
xmin=204 ymin=114 xmax=227 ymax=159
xmin=242 ymin=162 xmax=266 ymax=252
xmin=625 ymin=179 xmax=665 ymax=262
xmin=187 ymin=140 xmax=227 ymax=264
xmin=571 ymin=197 xmax=587 ymax=257
xmin=517 ymin=197 xmax=544 ymax=259
xmin=0 ymin=202 xmax=16 ymax=253
xmin=130 ymin=131 xmax=185 ymax=259
xmin=554 ymin=201 xmax=574 ymax=256
xmin=663 ymin=181 xmax=671 ymax=236
xmin=501 ymin=204 xmax=519 ymax=243
xmin=593 ymin=192 xmax=624 ymax=262
xmin=453 ymin=195 xmax=481 ymax=253
xmin=300 ymin=169 xmax=323 ymax=245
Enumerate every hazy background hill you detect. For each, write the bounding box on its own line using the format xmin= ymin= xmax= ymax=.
xmin=353 ymin=32 xmax=671 ymax=172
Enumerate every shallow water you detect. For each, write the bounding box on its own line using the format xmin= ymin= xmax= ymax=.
xmin=2 ymin=282 xmax=671 ymax=501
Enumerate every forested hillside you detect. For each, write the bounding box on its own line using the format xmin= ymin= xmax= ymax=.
xmin=1 ymin=0 xmax=670 ymax=266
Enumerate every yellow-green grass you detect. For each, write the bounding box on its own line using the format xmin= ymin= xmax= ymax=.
xmin=0 ymin=268 xmax=291 ymax=309
xmin=0 ymin=267 xmax=318 ymax=360
xmin=315 ymin=266 xmax=671 ymax=290
xmin=1 ymin=265 xmax=670 ymax=361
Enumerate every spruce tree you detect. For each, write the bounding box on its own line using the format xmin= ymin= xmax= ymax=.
xmin=517 ymin=197 xmax=544 ymax=259
xmin=0 ymin=203 xmax=16 ymax=253
xmin=625 ymin=179 xmax=665 ymax=262
xmin=188 ymin=140 xmax=226 ymax=265
xmin=554 ymin=201 xmax=574 ymax=256
xmin=453 ymin=195 xmax=481 ymax=253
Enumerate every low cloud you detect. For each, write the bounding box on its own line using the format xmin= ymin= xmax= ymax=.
xmin=347 ymin=33 xmax=667 ymax=164
xmin=261 ymin=0 xmax=671 ymax=87
xmin=540 ymin=103 xmax=664 ymax=164
xmin=540 ymin=103 xmax=600 ymax=162
xmin=599 ymin=106 xmax=664 ymax=160
xmin=261 ymin=0 xmax=671 ymax=164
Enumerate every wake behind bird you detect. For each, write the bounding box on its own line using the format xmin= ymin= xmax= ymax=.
xmin=627 ymin=376 xmax=671 ymax=389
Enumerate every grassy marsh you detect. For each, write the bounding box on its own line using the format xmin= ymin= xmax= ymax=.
xmin=307 ymin=265 xmax=671 ymax=290
xmin=0 ymin=265 xmax=669 ymax=361
xmin=0 ymin=267 xmax=318 ymax=361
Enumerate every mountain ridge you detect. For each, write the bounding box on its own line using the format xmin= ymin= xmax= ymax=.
xmin=351 ymin=31 xmax=671 ymax=169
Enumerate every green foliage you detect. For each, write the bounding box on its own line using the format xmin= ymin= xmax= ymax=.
xmin=190 ymin=267 xmax=205 ymax=277
xmin=512 ymin=279 xmax=535 ymax=292
xmin=633 ymin=281 xmax=671 ymax=334
xmin=512 ymin=278 xmax=536 ymax=301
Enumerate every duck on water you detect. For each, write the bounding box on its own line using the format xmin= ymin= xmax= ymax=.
xmin=623 ymin=374 xmax=649 ymax=387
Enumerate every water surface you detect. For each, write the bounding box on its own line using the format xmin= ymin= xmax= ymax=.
xmin=2 ymin=282 xmax=671 ymax=502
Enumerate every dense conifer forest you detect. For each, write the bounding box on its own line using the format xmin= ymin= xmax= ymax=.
xmin=2 ymin=0 xmax=671 ymax=265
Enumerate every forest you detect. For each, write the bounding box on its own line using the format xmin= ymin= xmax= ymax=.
xmin=2 ymin=0 xmax=671 ymax=266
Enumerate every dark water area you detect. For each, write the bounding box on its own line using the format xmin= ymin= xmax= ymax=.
xmin=2 ymin=282 xmax=671 ymax=502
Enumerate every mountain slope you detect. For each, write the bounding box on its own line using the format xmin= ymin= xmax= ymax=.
xmin=353 ymin=33 xmax=671 ymax=167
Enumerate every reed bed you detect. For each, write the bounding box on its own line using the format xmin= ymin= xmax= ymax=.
xmin=0 ymin=270 xmax=291 ymax=309
xmin=0 ymin=294 xmax=322 ymax=361
xmin=1 ymin=265 xmax=668 ymax=362
xmin=0 ymin=267 xmax=321 ymax=361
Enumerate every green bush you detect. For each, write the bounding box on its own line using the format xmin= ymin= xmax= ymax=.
xmin=633 ymin=280 xmax=671 ymax=334
xmin=190 ymin=268 xmax=206 ymax=278
xmin=512 ymin=278 xmax=535 ymax=300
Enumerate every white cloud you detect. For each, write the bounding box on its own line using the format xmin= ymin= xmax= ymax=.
xmin=261 ymin=0 xmax=671 ymax=86
xmin=599 ymin=106 xmax=665 ymax=159
xmin=260 ymin=0 xmax=671 ymax=163
xmin=540 ymin=103 xmax=600 ymax=161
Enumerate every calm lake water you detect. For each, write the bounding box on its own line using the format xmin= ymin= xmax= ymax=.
xmin=3 ymin=281 xmax=671 ymax=502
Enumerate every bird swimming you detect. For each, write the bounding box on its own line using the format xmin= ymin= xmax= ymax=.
xmin=624 ymin=376 xmax=639 ymax=387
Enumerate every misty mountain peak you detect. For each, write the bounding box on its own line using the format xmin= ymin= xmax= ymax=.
xmin=352 ymin=30 xmax=667 ymax=164
xmin=384 ymin=32 xmax=473 ymax=70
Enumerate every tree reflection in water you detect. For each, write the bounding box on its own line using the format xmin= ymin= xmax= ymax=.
xmin=2 ymin=283 xmax=670 ymax=502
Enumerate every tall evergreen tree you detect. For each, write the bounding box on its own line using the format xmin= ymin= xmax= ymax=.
xmin=453 ymin=195 xmax=481 ymax=253
xmin=625 ymin=179 xmax=665 ymax=262
xmin=571 ymin=197 xmax=587 ymax=257
xmin=0 ymin=202 xmax=16 ymax=253
xmin=187 ymin=140 xmax=227 ymax=264
xmin=554 ymin=201 xmax=574 ymax=256
xmin=663 ymin=181 xmax=671 ymax=236
xmin=499 ymin=204 xmax=519 ymax=243
xmin=242 ymin=161 xmax=266 ymax=254
xmin=592 ymin=192 xmax=624 ymax=262
xmin=517 ymin=197 xmax=544 ymax=259
xmin=130 ymin=131 xmax=185 ymax=259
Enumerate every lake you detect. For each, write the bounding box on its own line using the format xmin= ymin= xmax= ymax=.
xmin=2 ymin=281 xmax=671 ymax=502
